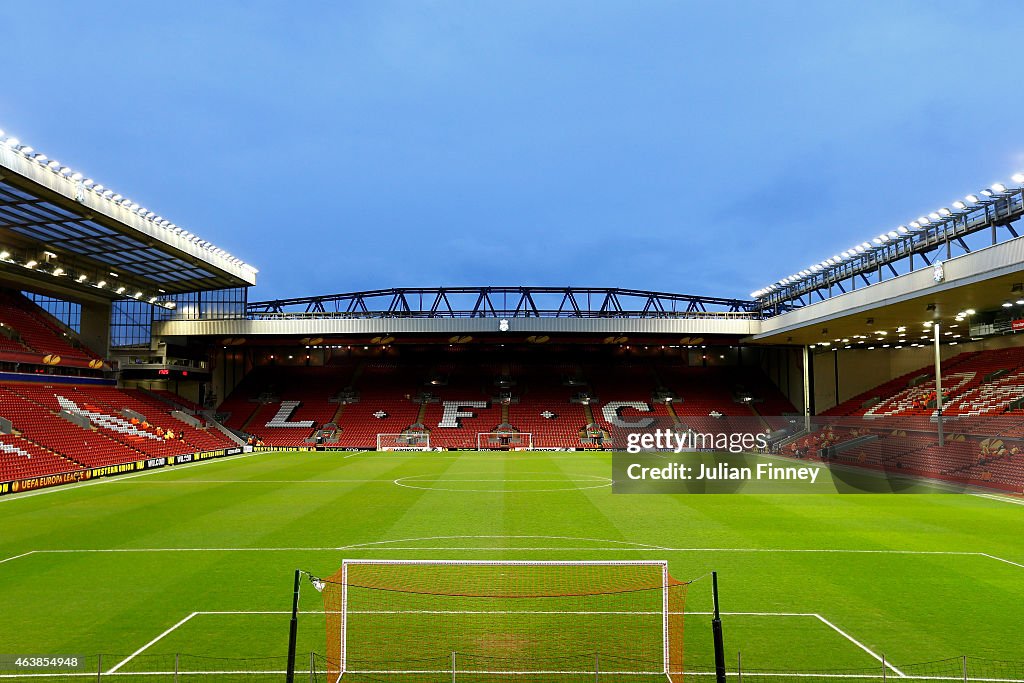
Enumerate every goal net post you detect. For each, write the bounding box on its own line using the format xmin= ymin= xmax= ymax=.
xmin=316 ymin=559 xmax=688 ymax=682
xmin=376 ymin=432 xmax=431 ymax=451
xmin=476 ymin=432 xmax=534 ymax=450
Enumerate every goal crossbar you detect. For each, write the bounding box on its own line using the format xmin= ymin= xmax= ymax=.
xmin=376 ymin=433 xmax=431 ymax=451
xmin=476 ymin=432 xmax=534 ymax=450
xmin=319 ymin=559 xmax=687 ymax=682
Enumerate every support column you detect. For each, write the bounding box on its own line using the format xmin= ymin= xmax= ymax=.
xmin=802 ymin=346 xmax=812 ymax=432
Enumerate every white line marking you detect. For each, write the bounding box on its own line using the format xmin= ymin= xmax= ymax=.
xmin=814 ymin=614 xmax=905 ymax=677
xmin=343 ymin=450 xmax=368 ymax=458
xmin=106 ymin=612 xmax=197 ymax=674
xmin=3 ymin=674 xmax=1022 ymax=681
xmin=0 ymin=550 xmax=35 ymax=564
xmin=336 ymin=534 xmax=668 ymax=550
xmin=0 ymin=451 xmax=259 ymax=503
xmin=972 ymin=493 xmax=1024 ymax=506
xmin=980 ymin=552 xmax=1024 ymax=569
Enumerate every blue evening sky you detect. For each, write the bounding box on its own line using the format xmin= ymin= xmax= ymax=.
xmin=3 ymin=1 xmax=1023 ymax=301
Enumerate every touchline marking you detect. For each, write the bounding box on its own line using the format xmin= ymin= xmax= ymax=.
xmin=972 ymin=493 xmax=1024 ymax=506
xmin=0 ymin=550 xmax=35 ymax=564
xmin=0 ymin=450 xmax=259 ymax=503
xmin=343 ymin=450 xmax=368 ymax=458
xmin=814 ymin=614 xmax=905 ymax=677
xmin=980 ymin=553 xmax=1024 ymax=569
xmin=106 ymin=612 xmax=197 ymax=674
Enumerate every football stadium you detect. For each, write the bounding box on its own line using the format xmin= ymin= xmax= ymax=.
xmin=2 ymin=4 xmax=1024 ymax=683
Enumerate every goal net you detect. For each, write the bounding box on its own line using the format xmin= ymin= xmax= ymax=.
xmin=376 ymin=432 xmax=431 ymax=451
xmin=477 ymin=432 xmax=534 ymax=450
xmin=317 ymin=559 xmax=688 ymax=682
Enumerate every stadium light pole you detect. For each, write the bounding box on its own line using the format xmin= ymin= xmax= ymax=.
xmin=934 ymin=323 xmax=943 ymax=446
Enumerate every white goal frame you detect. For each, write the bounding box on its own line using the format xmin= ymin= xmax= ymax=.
xmin=375 ymin=433 xmax=431 ymax=451
xmin=476 ymin=431 xmax=534 ymax=450
xmin=338 ymin=558 xmax=670 ymax=680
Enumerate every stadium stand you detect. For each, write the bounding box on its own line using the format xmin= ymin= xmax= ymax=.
xmin=0 ymin=382 xmax=236 ymax=476
xmin=0 ymin=290 xmax=103 ymax=365
xmin=217 ymin=360 xmax=796 ymax=450
xmin=776 ymin=346 xmax=1024 ymax=492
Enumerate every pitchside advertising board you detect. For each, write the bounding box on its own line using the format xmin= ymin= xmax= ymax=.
xmin=0 ymin=447 xmax=245 ymax=496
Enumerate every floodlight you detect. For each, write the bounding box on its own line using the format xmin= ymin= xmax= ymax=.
xmin=51 ymin=267 xmax=64 ymax=276
xmin=918 ymin=216 xmax=930 ymax=224
xmin=991 ymin=182 xmax=1007 ymax=193
xmin=1003 ymin=302 xmax=1013 ymax=308
xmin=96 ymin=280 xmax=106 ymax=288
xmin=0 ymin=251 xmax=8 ymax=259
xmin=24 ymin=260 xmax=37 ymax=269
xmin=5 ymin=137 xmax=19 ymax=148
xmin=938 ymin=208 xmax=951 ymax=217
xmin=951 ymin=200 xmax=966 ymax=210
xmin=76 ymin=274 xmax=87 ymax=282
xmin=896 ymin=225 xmax=908 ymax=234
xmin=116 ymin=286 xmax=126 ymax=294
xmin=965 ymin=194 xmax=979 ymax=204
xmin=1013 ymin=173 xmax=1024 ymax=184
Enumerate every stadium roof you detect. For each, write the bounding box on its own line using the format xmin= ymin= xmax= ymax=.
xmin=0 ymin=129 xmax=256 ymax=303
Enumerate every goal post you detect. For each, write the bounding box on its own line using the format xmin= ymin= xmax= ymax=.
xmin=376 ymin=432 xmax=431 ymax=451
xmin=316 ymin=559 xmax=689 ymax=682
xmin=476 ymin=431 xmax=534 ymax=450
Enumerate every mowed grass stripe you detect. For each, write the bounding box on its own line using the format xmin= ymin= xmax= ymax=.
xmin=1 ymin=450 xmax=1023 ymax=670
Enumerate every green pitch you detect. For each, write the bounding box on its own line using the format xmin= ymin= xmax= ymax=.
xmin=1 ymin=450 xmax=1023 ymax=678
